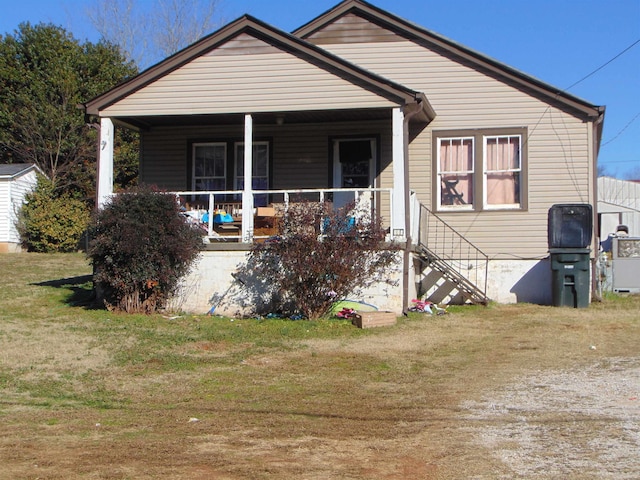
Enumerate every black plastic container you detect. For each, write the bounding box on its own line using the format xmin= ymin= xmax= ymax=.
xmin=547 ymin=204 xmax=593 ymax=249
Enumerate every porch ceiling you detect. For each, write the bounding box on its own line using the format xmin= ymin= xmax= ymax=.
xmin=111 ymin=107 xmax=419 ymax=131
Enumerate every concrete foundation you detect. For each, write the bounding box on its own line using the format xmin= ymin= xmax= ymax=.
xmin=168 ymin=247 xmax=404 ymax=316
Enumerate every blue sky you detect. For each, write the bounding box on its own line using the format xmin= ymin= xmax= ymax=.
xmin=1 ymin=0 xmax=639 ymax=178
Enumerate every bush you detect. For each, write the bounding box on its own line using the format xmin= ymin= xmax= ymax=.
xmin=88 ymin=186 xmax=203 ymax=314
xmin=241 ymin=200 xmax=399 ymax=319
xmin=19 ymin=176 xmax=90 ymax=252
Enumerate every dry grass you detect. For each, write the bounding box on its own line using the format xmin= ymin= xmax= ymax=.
xmin=0 ymin=253 xmax=638 ymax=479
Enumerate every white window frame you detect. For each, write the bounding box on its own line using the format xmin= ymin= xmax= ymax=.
xmin=192 ymin=142 xmax=227 ymax=191
xmin=332 ymin=138 xmax=376 ymax=189
xmin=234 ymin=141 xmax=269 ymax=191
xmin=436 ymin=136 xmax=475 ymax=211
xmin=482 ymin=135 xmax=522 ymax=210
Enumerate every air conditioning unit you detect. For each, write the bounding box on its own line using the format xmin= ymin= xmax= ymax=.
xmin=612 ymin=237 xmax=640 ymax=293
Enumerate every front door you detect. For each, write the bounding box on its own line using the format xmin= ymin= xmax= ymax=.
xmin=332 ymin=138 xmax=376 ymax=210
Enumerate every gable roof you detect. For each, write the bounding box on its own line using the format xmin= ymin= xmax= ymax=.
xmin=294 ymin=0 xmax=605 ymax=123
xmin=83 ymin=15 xmax=435 ymax=123
xmin=0 ymin=163 xmax=41 ymax=180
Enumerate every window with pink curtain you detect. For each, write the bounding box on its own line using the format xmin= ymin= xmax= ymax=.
xmin=484 ymin=135 xmax=521 ymax=206
xmin=438 ymin=137 xmax=474 ymax=208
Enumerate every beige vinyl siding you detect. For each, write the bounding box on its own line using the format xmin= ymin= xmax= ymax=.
xmin=102 ymin=35 xmax=396 ymax=117
xmin=315 ymin=40 xmax=593 ymax=258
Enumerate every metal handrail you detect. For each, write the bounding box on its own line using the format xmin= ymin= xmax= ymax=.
xmin=417 ymin=203 xmax=489 ymax=301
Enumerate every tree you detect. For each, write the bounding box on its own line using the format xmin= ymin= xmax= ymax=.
xmin=0 ymin=23 xmax=138 ymax=201
xmin=240 ymin=201 xmax=400 ymax=320
xmin=87 ymin=0 xmax=223 ymax=68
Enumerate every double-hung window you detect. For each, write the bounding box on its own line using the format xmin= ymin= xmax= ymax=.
xmin=484 ymin=135 xmax=521 ymax=208
xmin=234 ymin=141 xmax=269 ymax=191
xmin=234 ymin=141 xmax=270 ymax=206
xmin=192 ymin=142 xmax=226 ymax=191
xmin=437 ymin=137 xmax=475 ymax=210
xmin=190 ymin=140 xmax=270 ymax=194
xmin=434 ymin=129 xmax=526 ymax=211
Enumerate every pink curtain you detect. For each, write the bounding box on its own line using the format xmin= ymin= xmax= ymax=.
xmin=486 ymin=137 xmax=520 ymax=205
xmin=440 ymin=139 xmax=473 ymax=206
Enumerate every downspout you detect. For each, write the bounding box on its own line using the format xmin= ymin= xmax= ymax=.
xmin=591 ymin=107 xmax=606 ymax=301
xmin=401 ymin=100 xmax=425 ymax=315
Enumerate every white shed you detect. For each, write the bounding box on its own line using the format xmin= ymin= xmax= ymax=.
xmin=0 ymin=163 xmax=42 ymax=252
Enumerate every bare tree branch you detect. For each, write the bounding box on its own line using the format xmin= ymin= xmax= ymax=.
xmin=86 ymin=0 xmax=222 ymax=68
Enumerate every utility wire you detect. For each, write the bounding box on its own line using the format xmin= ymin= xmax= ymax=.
xmin=601 ymin=111 xmax=640 ymax=147
xmin=529 ymin=39 xmax=640 ymax=140
xmin=563 ymin=38 xmax=640 ymax=91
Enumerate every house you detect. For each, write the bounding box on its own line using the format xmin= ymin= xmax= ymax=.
xmin=83 ymin=0 xmax=605 ymax=314
xmin=0 ymin=163 xmax=41 ymax=253
xmin=598 ymin=176 xmax=640 ymax=239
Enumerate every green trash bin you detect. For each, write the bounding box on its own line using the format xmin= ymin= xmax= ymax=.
xmin=549 ymin=248 xmax=591 ymax=308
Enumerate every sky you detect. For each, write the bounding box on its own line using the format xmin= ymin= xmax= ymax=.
xmin=1 ymin=0 xmax=639 ymax=179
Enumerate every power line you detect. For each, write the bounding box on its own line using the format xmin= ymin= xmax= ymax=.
xmin=600 ymin=159 xmax=640 ymax=164
xmin=564 ymin=38 xmax=640 ymax=91
xmin=601 ymin=111 xmax=640 ymax=147
xmin=529 ymin=38 xmax=640 ymax=142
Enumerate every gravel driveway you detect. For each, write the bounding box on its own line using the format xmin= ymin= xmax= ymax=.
xmin=462 ymin=357 xmax=640 ymax=478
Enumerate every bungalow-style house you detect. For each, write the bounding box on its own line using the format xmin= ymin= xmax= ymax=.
xmin=0 ymin=163 xmax=41 ymax=253
xmin=83 ymin=0 xmax=605 ymax=314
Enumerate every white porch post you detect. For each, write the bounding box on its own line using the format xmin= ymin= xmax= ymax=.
xmin=241 ymin=114 xmax=255 ymax=242
xmin=97 ymin=117 xmax=114 ymax=209
xmin=391 ymin=107 xmax=406 ymax=240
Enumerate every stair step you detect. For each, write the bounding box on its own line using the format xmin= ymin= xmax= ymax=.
xmin=417 ymin=248 xmax=488 ymax=305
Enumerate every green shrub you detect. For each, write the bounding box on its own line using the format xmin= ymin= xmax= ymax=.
xmin=241 ymin=200 xmax=399 ymax=320
xmin=19 ymin=176 xmax=90 ymax=253
xmin=88 ymin=186 xmax=203 ymax=314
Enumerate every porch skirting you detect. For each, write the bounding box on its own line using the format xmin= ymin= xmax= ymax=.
xmin=168 ymin=249 xmax=586 ymax=316
xmin=168 ymin=247 xmax=405 ymax=317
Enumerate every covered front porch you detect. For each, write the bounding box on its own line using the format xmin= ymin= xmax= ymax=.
xmin=95 ymin=102 xmax=432 ymax=244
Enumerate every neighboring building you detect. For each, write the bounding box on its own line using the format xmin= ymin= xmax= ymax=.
xmin=598 ymin=176 xmax=640 ymax=239
xmin=83 ymin=0 xmax=605 ymax=314
xmin=0 ymin=163 xmax=41 ymax=253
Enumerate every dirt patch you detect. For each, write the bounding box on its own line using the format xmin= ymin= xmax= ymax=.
xmin=0 ymin=321 xmax=111 ymax=380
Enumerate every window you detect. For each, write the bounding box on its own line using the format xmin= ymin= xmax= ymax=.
xmin=192 ymin=143 xmax=226 ymax=191
xmin=234 ymin=141 xmax=269 ymax=191
xmin=437 ymin=137 xmax=474 ymax=209
xmin=484 ymin=135 xmax=521 ymax=208
xmin=189 ymin=140 xmax=271 ymax=198
xmin=235 ymin=141 xmax=269 ymax=206
xmin=434 ymin=129 xmax=526 ymax=211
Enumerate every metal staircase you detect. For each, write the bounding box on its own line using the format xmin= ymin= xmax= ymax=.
xmin=415 ymin=202 xmax=489 ymax=305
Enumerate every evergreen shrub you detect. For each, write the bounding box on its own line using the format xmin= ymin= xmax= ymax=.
xmin=19 ymin=176 xmax=90 ymax=252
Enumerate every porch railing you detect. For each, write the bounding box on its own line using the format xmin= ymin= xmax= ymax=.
xmin=172 ymin=187 xmax=394 ymax=242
